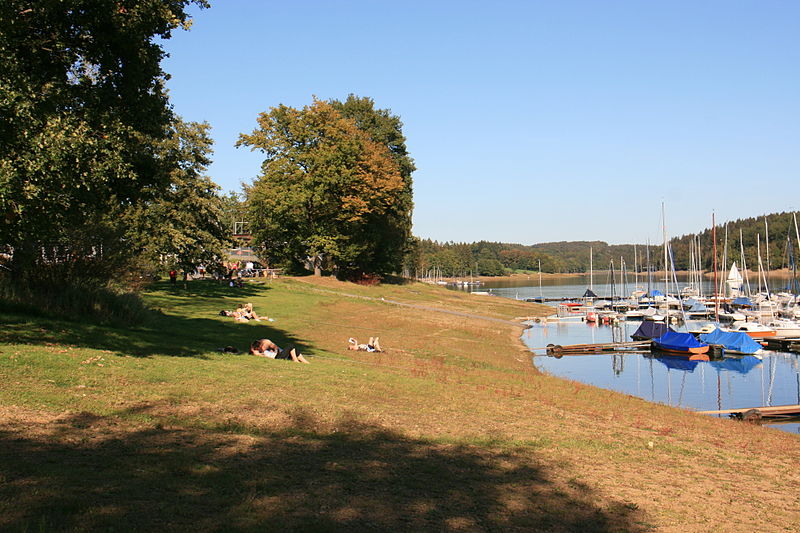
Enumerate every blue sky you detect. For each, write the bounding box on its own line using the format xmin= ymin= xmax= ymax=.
xmin=161 ymin=1 xmax=799 ymax=245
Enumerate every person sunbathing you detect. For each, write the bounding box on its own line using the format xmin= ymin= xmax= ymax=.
xmin=348 ymin=337 xmax=382 ymax=352
xmin=250 ymin=339 xmax=310 ymax=364
xmin=219 ymin=303 xmax=273 ymax=322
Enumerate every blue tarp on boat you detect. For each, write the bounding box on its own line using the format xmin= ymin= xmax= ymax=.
xmin=631 ymin=321 xmax=672 ymax=340
xmin=650 ymin=289 xmax=664 ymax=297
xmin=732 ymin=297 xmax=753 ymax=307
xmin=699 ymin=328 xmax=763 ymax=355
xmin=709 ymin=356 xmax=762 ymax=375
xmin=655 ymin=356 xmax=700 ymax=373
xmin=652 ymin=331 xmax=709 ymax=352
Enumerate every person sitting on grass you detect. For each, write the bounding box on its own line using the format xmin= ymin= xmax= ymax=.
xmin=242 ymin=303 xmax=273 ymax=321
xmin=348 ymin=337 xmax=382 ymax=352
xmin=250 ymin=339 xmax=310 ymax=364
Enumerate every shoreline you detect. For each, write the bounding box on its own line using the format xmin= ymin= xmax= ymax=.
xmin=453 ymin=267 xmax=800 ymax=283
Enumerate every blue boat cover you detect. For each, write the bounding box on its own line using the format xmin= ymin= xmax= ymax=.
xmin=709 ymin=355 xmax=761 ymax=375
xmin=652 ymin=331 xmax=709 ymax=352
xmin=650 ymin=289 xmax=664 ymax=297
xmin=699 ymin=328 xmax=762 ymax=355
xmin=631 ymin=321 xmax=672 ymax=340
xmin=732 ymin=297 xmax=753 ymax=307
xmin=655 ymin=356 xmax=700 ymax=372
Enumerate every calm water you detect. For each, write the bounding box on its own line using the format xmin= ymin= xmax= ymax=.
xmin=455 ymin=276 xmax=800 ymax=434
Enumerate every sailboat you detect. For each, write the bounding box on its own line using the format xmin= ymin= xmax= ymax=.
xmin=725 ymin=262 xmax=744 ymax=298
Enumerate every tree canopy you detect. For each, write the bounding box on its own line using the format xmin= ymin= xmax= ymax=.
xmin=125 ymin=119 xmax=230 ymax=274
xmin=238 ymin=98 xmax=414 ymax=278
xmin=0 ymin=0 xmax=209 ymax=284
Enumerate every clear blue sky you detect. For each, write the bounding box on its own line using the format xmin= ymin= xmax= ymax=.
xmin=161 ymin=1 xmax=799 ymax=246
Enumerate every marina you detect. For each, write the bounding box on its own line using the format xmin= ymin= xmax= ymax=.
xmin=456 ymin=276 xmax=800 ymax=435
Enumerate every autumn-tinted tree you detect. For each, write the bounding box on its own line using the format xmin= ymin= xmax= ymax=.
xmin=238 ymin=99 xmax=413 ymax=278
xmin=0 ymin=0 xmax=208 ymax=284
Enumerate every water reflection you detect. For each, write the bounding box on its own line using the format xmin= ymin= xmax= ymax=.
xmin=525 ymin=320 xmax=800 ymax=434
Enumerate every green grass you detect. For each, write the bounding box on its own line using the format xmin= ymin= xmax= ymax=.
xmin=1 ymin=277 xmax=798 ymax=531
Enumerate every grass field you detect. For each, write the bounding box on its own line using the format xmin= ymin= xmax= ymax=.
xmin=1 ymin=276 xmax=799 ymax=532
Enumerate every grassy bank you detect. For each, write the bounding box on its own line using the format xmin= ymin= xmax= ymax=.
xmin=1 ymin=277 xmax=798 ymax=531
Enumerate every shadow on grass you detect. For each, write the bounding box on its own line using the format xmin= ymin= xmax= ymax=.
xmin=0 ymin=407 xmax=649 ymax=532
xmin=0 ymin=280 xmax=310 ymax=359
xmin=150 ymin=278 xmax=271 ymax=299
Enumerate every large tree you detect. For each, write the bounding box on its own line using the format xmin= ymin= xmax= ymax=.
xmin=238 ymin=98 xmax=413 ymax=278
xmin=0 ymin=0 xmax=208 ymax=283
xmin=126 ymin=119 xmax=230 ymax=274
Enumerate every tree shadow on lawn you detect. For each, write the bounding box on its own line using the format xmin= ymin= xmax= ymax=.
xmin=0 ymin=310 xmax=311 ymax=361
xmin=148 ymin=279 xmax=271 ymax=300
xmin=0 ymin=407 xmax=649 ymax=532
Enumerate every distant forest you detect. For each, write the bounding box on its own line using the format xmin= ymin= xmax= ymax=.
xmin=410 ymin=211 xmax=800 ymax=277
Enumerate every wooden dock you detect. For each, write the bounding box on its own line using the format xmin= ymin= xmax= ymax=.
xmin=697 ymin=404 xmax=800 ymax=421
xmin=761 ymin=337 xmax=800 ymax=353
xmin=545 ymin=341 xmax=652 ymax=356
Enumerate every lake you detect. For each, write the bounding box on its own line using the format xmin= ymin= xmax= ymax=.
xmin=456 ymin=276 xmax=800 ymax=434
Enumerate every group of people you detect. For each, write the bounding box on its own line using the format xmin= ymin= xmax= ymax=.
xmin=246 ymin=336 xmax=383 ymax=364
xmin=219 ymin=303 xmax=273 ymax=322
xmin=217 ymin=301 xmax=385 ymax=365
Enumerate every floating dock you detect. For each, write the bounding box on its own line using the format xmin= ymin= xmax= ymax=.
xmin=545 ymin=341 xmax=652 ymax=356
xmin=761 ymin=337 xmax=800 ymax=353
xmin=697 ymin=404 xmax=800 ymax=421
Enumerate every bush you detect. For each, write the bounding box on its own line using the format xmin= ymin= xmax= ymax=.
xmin=0 ymin=276 xmax=152 ymax=325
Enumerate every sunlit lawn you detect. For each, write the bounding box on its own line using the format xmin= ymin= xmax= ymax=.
xmin=1 ymin=277 xmax=798 ymax=531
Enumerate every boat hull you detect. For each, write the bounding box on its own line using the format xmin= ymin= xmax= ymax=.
xmin=651 ymin=345 xmax=710 ymax=360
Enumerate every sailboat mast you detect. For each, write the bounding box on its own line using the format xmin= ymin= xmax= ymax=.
xmin=794 ymin=212 xmax=800 ymax=262
xmin=646 ymin=240 xmax=652 ymax=299
xmin=794 ymin=212 xmax=800 ymax=297
xmin=610 ymin=260 xmax=616 ymax=301
xmin=688 ymin=238 xmax=695 ymax=293
xmin=719 ymin=224 xmax=728 ymax=298
xmin=712 ymin=213 xmax=719 ymax=323
xmin=765 ymin=216 xmax=771 ymax=292
xmin=740 ymin=228 xmax=751 ymax=296
xmin=621 ymin=256 xmax=627 ymax=301
xmin=662 ymin=203 xmax=669 ymax=296
xmin=538 ymin=259 xmax=543 ymax=299
xmin=697 ymin=235 xmax=704 ymax=298
xmin=589 ymin=246 xmax=593 ymax=292
xmin=757 ymin=234 xmax=770 ymax=295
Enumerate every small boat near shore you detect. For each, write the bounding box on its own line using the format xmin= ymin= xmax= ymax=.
xmin=651 ymin=330 xmax=710 ymax=359
xmin=698 ymin=328 xmax=764 ymax=356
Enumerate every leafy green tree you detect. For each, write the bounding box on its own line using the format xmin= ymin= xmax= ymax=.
xmin=126 ymin=119 xmax=230 ymax=274
xmin=219 ymin=191 xmax=248 ymax=238
xmin=238 ymin=98 xmax=413 ymax=278
xmin=0 ymin=0 xmax=208 ymax=284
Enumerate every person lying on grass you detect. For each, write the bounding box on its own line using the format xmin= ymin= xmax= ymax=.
xmin=348 ymin=337 xmax=382 ymax=352
xmin=219 ymin=303 xmax=273 ymax=322
xmin=250 ymin=339 xmax=310 ymax=364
